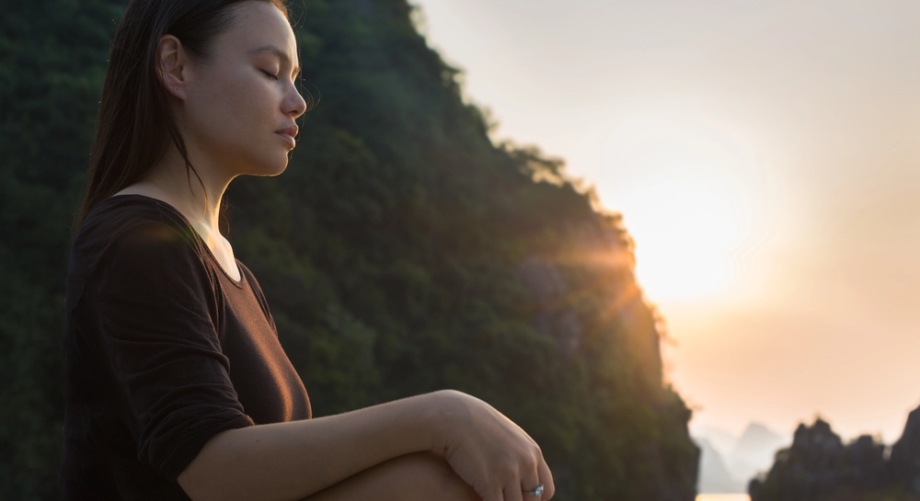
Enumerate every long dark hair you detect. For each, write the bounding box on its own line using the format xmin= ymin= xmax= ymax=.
xmin=75 ymin=0 xmax=289 ymax=230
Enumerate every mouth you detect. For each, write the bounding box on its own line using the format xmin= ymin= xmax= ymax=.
xmin=276 ymin=125 xmax=299 ymax=148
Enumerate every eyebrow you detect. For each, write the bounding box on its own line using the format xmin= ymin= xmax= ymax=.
xmin=251 ymin=45 xmax=301 ymax=78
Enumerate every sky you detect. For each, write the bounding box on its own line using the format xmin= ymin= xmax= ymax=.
xmin=411 ymin=0 xmax=920 ymax=443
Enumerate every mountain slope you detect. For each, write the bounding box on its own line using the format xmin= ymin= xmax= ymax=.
xmin=0 ymin=1 xmax=699 ymax=499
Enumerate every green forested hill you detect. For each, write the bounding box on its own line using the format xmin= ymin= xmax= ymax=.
xmin=0 ymin=0 xmax=698 ymax=499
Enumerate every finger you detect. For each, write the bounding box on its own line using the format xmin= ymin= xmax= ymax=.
xmin=535 ymin=455 xmax=555 ymax=500
xmin=482 ymin=486 xmax=504 ymax=501
xmin=518 ymin=451 xmax=542 ymax=501
xmin=504 ymin=482 xmax=524 ymax=501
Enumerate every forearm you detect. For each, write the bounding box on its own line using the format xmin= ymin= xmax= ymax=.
xmin=178 ymin=391 xmax=452 ymax=501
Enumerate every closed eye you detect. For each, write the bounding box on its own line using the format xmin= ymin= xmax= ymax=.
xmin=260 ymin=69 xmax=279 ymax=81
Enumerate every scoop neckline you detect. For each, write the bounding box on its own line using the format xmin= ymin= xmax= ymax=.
xmin=107 ymin=194 xmax=246 ymax=288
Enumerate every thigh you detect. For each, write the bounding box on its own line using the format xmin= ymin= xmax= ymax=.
xmin=304 ymin=452 xmax=480 ymax=501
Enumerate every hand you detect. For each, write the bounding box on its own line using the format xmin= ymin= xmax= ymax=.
xmin=430 ymin=390 xmax=555 ymax=501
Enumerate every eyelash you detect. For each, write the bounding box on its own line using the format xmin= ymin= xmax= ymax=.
xmin=261 ymin=70 xmax=279 ymax=81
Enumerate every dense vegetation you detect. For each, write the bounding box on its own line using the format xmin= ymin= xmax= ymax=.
xmin=0 ymin=0 xmax=698 ymax=499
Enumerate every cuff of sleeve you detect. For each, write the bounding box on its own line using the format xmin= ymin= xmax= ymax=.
xmin=153 ymin=412 xmax=255 ymax=480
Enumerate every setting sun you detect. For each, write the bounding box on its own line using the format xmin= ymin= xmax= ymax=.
xmin=598 ymin=117 xmax=764 ymax=303
xmin=625 ymin=177 xmax=739 ymax=302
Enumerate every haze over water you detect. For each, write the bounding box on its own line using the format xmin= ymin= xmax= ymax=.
xmin=413 ymin=0 xmax=920 ymax=448
xmin=697 ymin=495 xmax=750 ymax=501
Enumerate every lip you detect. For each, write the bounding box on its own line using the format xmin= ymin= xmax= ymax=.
xmin=276 ymin=125 xmax=298 ymax=148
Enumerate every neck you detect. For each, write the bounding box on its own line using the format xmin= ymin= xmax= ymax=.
xmin=135 ymin=145 xmax=233 ymax=233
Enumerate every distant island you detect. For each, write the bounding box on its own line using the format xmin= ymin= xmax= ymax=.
xmin=695 ymin=422 xmax=788 ymax=493
xmin=749 ymin=405 xmax=920 ymax=501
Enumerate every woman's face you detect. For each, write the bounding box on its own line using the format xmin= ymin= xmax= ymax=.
xmin=178 ymin=1 xmax=306 ymax=178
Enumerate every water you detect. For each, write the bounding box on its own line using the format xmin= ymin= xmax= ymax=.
xmin=697 ymin=495 xmax=750 ymax=501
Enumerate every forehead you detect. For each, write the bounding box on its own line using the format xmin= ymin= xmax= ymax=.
xmin=216 ymin=2 xmax=298 ymax=63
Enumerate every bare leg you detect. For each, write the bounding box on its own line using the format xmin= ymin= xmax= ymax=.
xmin=305 ymin=452 xmax=481 ymax=501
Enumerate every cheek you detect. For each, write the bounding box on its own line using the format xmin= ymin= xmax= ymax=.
xmin=221 ymin=77 xmax=275 ymax=123
xmin=191 ymin=78 xmax=264 ymax=134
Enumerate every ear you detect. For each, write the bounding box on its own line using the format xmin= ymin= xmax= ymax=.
xmin=156 ymin=35 xmax=190 ymax=100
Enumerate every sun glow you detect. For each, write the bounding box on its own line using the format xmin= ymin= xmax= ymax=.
xmin=598 ymin=117 xmax=768 ymax=304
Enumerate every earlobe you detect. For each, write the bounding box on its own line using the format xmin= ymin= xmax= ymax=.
xmin=156 ymin=35 xmax=188 ymax=100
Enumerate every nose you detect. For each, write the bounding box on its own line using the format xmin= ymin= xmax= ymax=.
xmin=285 ymin=81 xmax=308 ymax=119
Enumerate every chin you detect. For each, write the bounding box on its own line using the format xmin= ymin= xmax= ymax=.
xmin=243 ymin=155 xmax=291 ymax=177
xmin=268 ymin=164 xmax=289 ymax=177
xmin=255 ymin=163 xmax=289 ymax=178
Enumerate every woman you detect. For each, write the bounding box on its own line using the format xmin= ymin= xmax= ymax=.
xmin=61 ymin=0 xmax=555 ymax=500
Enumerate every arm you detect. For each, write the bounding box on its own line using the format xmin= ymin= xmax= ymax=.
xmin=179 ymin=390 xmax=555 ymax=501
xmin=179 ymin=391 xmax=440 ymax=501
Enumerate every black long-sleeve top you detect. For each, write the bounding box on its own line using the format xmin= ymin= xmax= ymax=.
xmin=61 ymin=195 xmax=311 ymax=500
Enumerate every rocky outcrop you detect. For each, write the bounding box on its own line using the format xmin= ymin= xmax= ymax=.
xmin=890 ymin=407 xmax=920 ymax=495
xmin=749 ymin=409 xmax=920 ymax=501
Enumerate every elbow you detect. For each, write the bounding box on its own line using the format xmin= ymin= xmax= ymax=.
xmin=176 ymin=431 xmax=236 ymax=501
xmin=177 ymin=458 xmax=219 ymax=501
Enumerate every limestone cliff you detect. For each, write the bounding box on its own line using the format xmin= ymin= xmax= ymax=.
xmin=750 ymin=408 xmax=920 ymax=501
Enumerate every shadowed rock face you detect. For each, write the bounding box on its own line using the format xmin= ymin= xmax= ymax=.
xmin=890 ymin=407 xmax=920 ymax=495
xmin=517 ymin=257 xmax=581 ymax=356
xmin=514 ymin=216 xmax=697 ymax=501
xmin=516 ymin=218 xmax=643 ymax=359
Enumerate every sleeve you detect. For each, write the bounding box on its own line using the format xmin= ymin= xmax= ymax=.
xmin=78 ymin=221 xmax=254 ymax=479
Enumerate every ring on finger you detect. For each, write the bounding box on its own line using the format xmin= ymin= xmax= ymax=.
xmin=524 ymin=484 xmax=544 ymax=497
